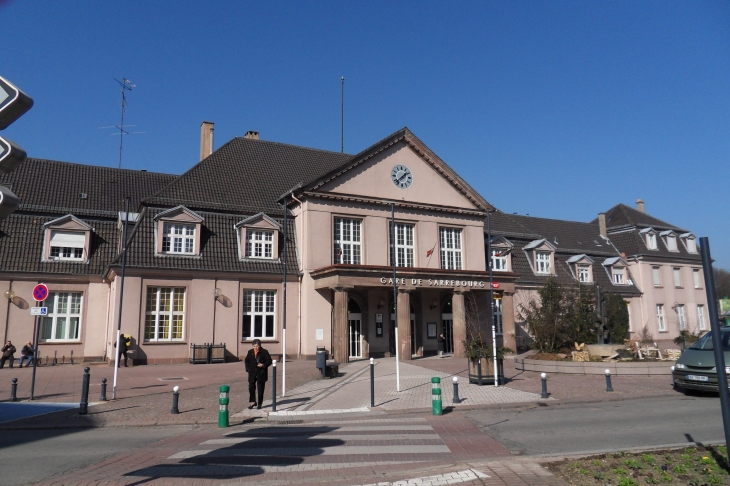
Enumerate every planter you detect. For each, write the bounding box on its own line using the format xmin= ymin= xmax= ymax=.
xmin=515 ymin=357 xmax=672 ymax=375
xmin=468 ymin=357 xmax=505 ymax=385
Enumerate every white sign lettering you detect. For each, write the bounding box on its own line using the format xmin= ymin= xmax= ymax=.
xmin=379 ymin=277 xmax=485 ymax=288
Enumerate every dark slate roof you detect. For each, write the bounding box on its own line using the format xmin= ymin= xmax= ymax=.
xmin=487 ymin=212 xmax=640 ymax=295
xmin=144 ymin=137 xmax=353 ymax=215
xmin=118 ymin=207 xmax=298 ymax=275
xmin=596 ymin=203 xmax=684 ymax=231
xmin=0 ymin=213 xmax=118 ymax=275
xmin=604 ymin=227 xmax=702 ymax=263
xmin=0 ymin=158 xmax=177 ymax=217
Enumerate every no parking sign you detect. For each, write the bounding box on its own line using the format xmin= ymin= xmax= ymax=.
xmin=32 ymin=283 xmax=48 ymax=302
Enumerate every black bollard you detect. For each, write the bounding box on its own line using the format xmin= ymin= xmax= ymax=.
xmin=79 ymin=367 xmax=90 ymax=415
xmin=171 ymin=386 xmax=180 ymax=414
xmin=370 ymin=357 xmax=375 ymax=407
xmin=53 ymin=351 xmax=57 ymax=366
xmin=453 ymin=376 xmax=460 ymax=404
xmin=100 ymin=378 xmax=108 ymax=401
xmin=70 ymin=350 xmax=74 ymax=365
xmin=272 ymin=360 xmax=277 ymax=412
xmin=540 ymin=372 xmax=549 ymax=399
xmin=605 ymin=369 xmax=614 ymax=392
xmin=10 ymin=378 xmax=18 ymax=402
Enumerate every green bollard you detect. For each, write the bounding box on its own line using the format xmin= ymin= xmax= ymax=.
xmin=219 ymin=385 xmax=230 ymax=428
xmin=431 ymin=376 xmax=442 ymax=416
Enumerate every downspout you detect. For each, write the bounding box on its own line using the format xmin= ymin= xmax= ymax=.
xmin=212 ymin=278 xmax=218 ymax=344
xmin=3 ymin=280 xmax=12 ymax=344
xmin=102 ymin=278 xmax=112 ymax=362
xmin=291 ymin=192 xmax=305 ymax=359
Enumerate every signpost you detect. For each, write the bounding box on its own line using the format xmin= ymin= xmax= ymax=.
xmin=30 ymin=283 xmax=48 ymax=400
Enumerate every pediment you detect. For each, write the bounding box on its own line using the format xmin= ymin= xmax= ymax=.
xmin=489 ymin=235 xmax=514 ymax=250
xmin=523 ymin=239 xmax=557 ymax=252
xmin=303 ymin=129 xmax=492 ymax=213
xmin=566 ymin=254 xmax=594 ymax=265
xmin=602 ymin=256 xmax=628 ymax=267
xmin=43 ymin=214 xmax=92 ymax=231
xmin=235 ymin=212 xmax=282 ymax=231
xmin=154 ymin=206 xmax=204 ymax=223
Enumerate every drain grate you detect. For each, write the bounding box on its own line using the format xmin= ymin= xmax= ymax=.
xmin=158 ymin=377 xmax=187 ymax=381
xmin=271 ymin=420 xmax=304 ymax=425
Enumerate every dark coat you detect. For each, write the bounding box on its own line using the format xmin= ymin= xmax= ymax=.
xmin=244 ymin=347 xmax=272 ymax=383
xmin=21 ymin=344 xmax=34 ymax=356
xmin=437 ymin=334 xmax=446 ymax=351
xmin=2 ymin=344 xmax=16 ymax=357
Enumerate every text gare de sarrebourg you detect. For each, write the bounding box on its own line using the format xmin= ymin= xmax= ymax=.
xmin=380 ymin=277 xmax=488 ymax=288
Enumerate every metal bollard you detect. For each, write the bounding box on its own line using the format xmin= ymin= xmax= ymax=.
xmin=53 ymin=351 xmax=57 ymax=366
xmin=540 ymin=372 xmax=549 ymax=399
xmin=452 ymin=376 xmax=460 ymax=404
xmin=271 ymin=360 xmax=277 ymax=412
xmin=605 ymin=369 xmax=614 ymax=392
xmin=79 ymin=367 xmax=90 ymax=415
xmin=100 ymin=378 xmax=108 ymax=401
xmin=370 ymin=357 xmax=375 ymax=408
xmin=219 ymin=385 xmax=229 ymax=427
xmin=10 ymin=378 xmax=18 ymax=402
xmin=171 ymin=386 xmax=180 ymax=414
xmin=431 ymin=377 xmax=442 ymax=416
xmin=71 ymin=350 xmax=74 ymax=365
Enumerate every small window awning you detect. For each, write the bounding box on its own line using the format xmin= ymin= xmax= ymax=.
xmin=50 ymin=231 xmax=85 ymax=248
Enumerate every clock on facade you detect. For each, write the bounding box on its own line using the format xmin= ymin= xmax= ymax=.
xmin=391 ymin=165 xmax=413 ymax=189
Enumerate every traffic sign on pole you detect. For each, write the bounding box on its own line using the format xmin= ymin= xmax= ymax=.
xmin=32 ymin=284 xmax=49 ymax=302
xmin=31 ymin=307 xmax=48 ymax=316
xmin=0 ymin=76 xmax=34 ymax=130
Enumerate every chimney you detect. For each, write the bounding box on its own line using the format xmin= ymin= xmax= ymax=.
xmin=200 ymin=121 xmax=214 ymax=161
xmin=244 ymin=130 xmax=259 ymax=140
xmin=598 ymin=213 xmax=607 ymax=238
xmin=636 ymin=198 xmax=645 ymax=213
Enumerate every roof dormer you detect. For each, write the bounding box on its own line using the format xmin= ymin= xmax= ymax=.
xmin=603 ymin=256 xmax=632 ymax=285
xmin=680 ymin=233 xmax=697 ymax=254
xmin=235 ymin=212 xmax=283 ymax=261
xmin=489 ymin=235 xmax=513 ymax=272
xmin=567 ymin=254 xmax=595 ymax=283
xmin=523 ymin=239 xmax=557 ymax=276
xmin=639 ymin=227 xmax=658 ymax=250
xmin=42 ymin=214 xmax=93 ymax=263
xmin=153 ymin=206 xmax=205 ymax=257
xmin=660 ymin=230 xmax=679 ymax=252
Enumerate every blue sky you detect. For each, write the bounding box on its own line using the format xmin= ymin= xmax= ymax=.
xmin=2 ymin=1 xmax=729 ymax=268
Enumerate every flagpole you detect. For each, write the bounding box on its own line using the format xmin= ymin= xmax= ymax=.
xmin=391 ymin=203 xmax=400 ymax=392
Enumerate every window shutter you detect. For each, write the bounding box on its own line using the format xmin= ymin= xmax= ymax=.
xmin=50 ymin=231 xmax=85 ymax=248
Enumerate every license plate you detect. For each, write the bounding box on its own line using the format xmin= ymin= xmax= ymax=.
xmin=687 ymin=375 xmax=709 ymax=382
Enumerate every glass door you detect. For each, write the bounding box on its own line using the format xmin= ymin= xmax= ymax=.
xmin=348 ymin=299 xmax=362 ymax=359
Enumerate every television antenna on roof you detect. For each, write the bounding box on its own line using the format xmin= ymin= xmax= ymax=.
xmin=102 ymin=78 xmax=138 ymax=169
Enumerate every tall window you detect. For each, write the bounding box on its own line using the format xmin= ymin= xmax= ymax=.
xmin=673 ymin=268 xmax=682 ymax=288
xmin=698 ymin=305 xmax=706 ymax=331
xmin=613 ymin=267 xmax=625 ymax=284
xmin=493 ymin=296 xmax=503 ymax=334
xmin=145 ymin=287 xmax=185 ymax=341
xmin=693 ymin=269 xmax=701 ymax=289
xmin=667 ymin=236 xmax=678 ymax=251
xmin=492 ymin=250 xmax=507 ymax=272
xmin=656 ymin=304 xmax=665 ymax=331
xmin=685 ymin=237 xmax=697 ymax=253
xmin=391 ymin=223 xmax=415 ymax=267
xmin=578 ymin=265 xmax=590 ymax=283
xmin=49 ymin=231 xmax=85 ymax=261
xmin=535 ymin=252 xmax=551 ymax=274
xmin=652 ymin=266 xmax=662 ymax=287
xmin=647 ymin=233 xmax=657 ymax=250
xmin=242 ymin=290 xmax=275 ymax=339
xmin=440 ymin=227 xmax=463 ymax=270
xmin=247 ymin=230 xmax=274 ymax=259
xmin=677 ymin=304 xmax=686 ymax=331
xmin=41 ymin=292 xmax=82 ymax=341
xmin=162 ymin=223 xmax=195 ymax=254
xmin=334 ymin=218 xmax=361 ymax=264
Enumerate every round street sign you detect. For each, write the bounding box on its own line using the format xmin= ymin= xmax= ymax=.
xmin=32 ymin=283 xmax=49 ymax=302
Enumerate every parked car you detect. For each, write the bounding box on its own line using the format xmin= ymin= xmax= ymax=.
xmin=672 ymin=328 xmax=730 ymax=392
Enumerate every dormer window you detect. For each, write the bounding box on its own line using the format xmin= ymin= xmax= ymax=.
xmin=43 ymin=215 xmax=92 ymax=263
xmin=567 ymin=254 xmax=594 ymax=283
xmin=660 ymin=230 xmax=679 ymax=252
xmin=603 ymin=257 xmax=630 ymax=285
xmin=235 ymin=212 xmax=282 ymax=261
xmin=613 ymin=267 xmax=625 ymax=284
xmin=489 ymin=236 xmax=513 ymax=273
xmin=154 ymin=206 xmax=204 ymax=257
xmin=578 ymin=265 xmax=590 ymax=283
xmin=640 ymin=228 xmax=658 ymax=250
xmin=524 ymin=239 xmax=556 ymax=276
xmin=492 ymin=250 xmax=507 ymax=271
xmin=680 ymin=233 xmax=697 ymax=253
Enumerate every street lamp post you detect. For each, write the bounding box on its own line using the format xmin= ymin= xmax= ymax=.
xmin=487 ymin=209 xmax=498 ymax=387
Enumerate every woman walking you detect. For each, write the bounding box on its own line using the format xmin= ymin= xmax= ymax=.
xmin=244 ymin=339 xmax=272 ymax=410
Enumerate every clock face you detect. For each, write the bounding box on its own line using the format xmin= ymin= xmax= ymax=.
xmin=391 ymin=165 xmax=413 ymax=189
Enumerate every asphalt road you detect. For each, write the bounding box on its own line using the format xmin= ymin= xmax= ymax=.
xmin=465 ymin=392 xmax=727 ymax=457
xmin=0 ymin=425 xmax=194 ymax=485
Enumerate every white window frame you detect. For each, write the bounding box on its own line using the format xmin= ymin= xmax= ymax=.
xmin=247 ymin=230 xmax=274 ymax=259
xmin=334 ymin=218 xmax=362 ymax=265
xmin=666 ymin=236 xmax=678 ymax=252
xmin=144 ymin=287 xmax=186 ymax=342
xmin=652 ymin=266 xmax=662 ymax=287
xmin=48 ymin=231 xmax=85 ymax=261
xmin=657 ymin=304 xmax=665 ymax=331
xmin=698 ymin=305 xmax=706 ymax=331
xmin=391 ymin=222 xmax=415 ymax=268
xmin=40 ymin=292 xmax=82 ymax=342
xmin=613 ymin=267 xmax=625 ymax=285
xmin=242 ymin=290 xmax=276 ymax=340
xmin=492 ymin=250 xmax=508 ymax=272
xmin=440 ymin=227 xmax=463 ymax=270
xmin=693 ymin=269 xmax=701 ymax=289
xmin=647 ymin=233 xmax=657 ymax=250
xmin=677 ymin=304 xmax=686 ymax=331
xmin=162 ymin=223 xmax=196 ymax=255
xmin=578 ymin=265 xmax=590 ymax=283
xmin=685 ymin=237 xmax=697 ymax=254
xmin=673 ymin=268 xmax=682 ymax=288
xmin=535 ymin=251 xmax=551 ymax=274
xmin=493 ymin=296 xmax=503 ymax=334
